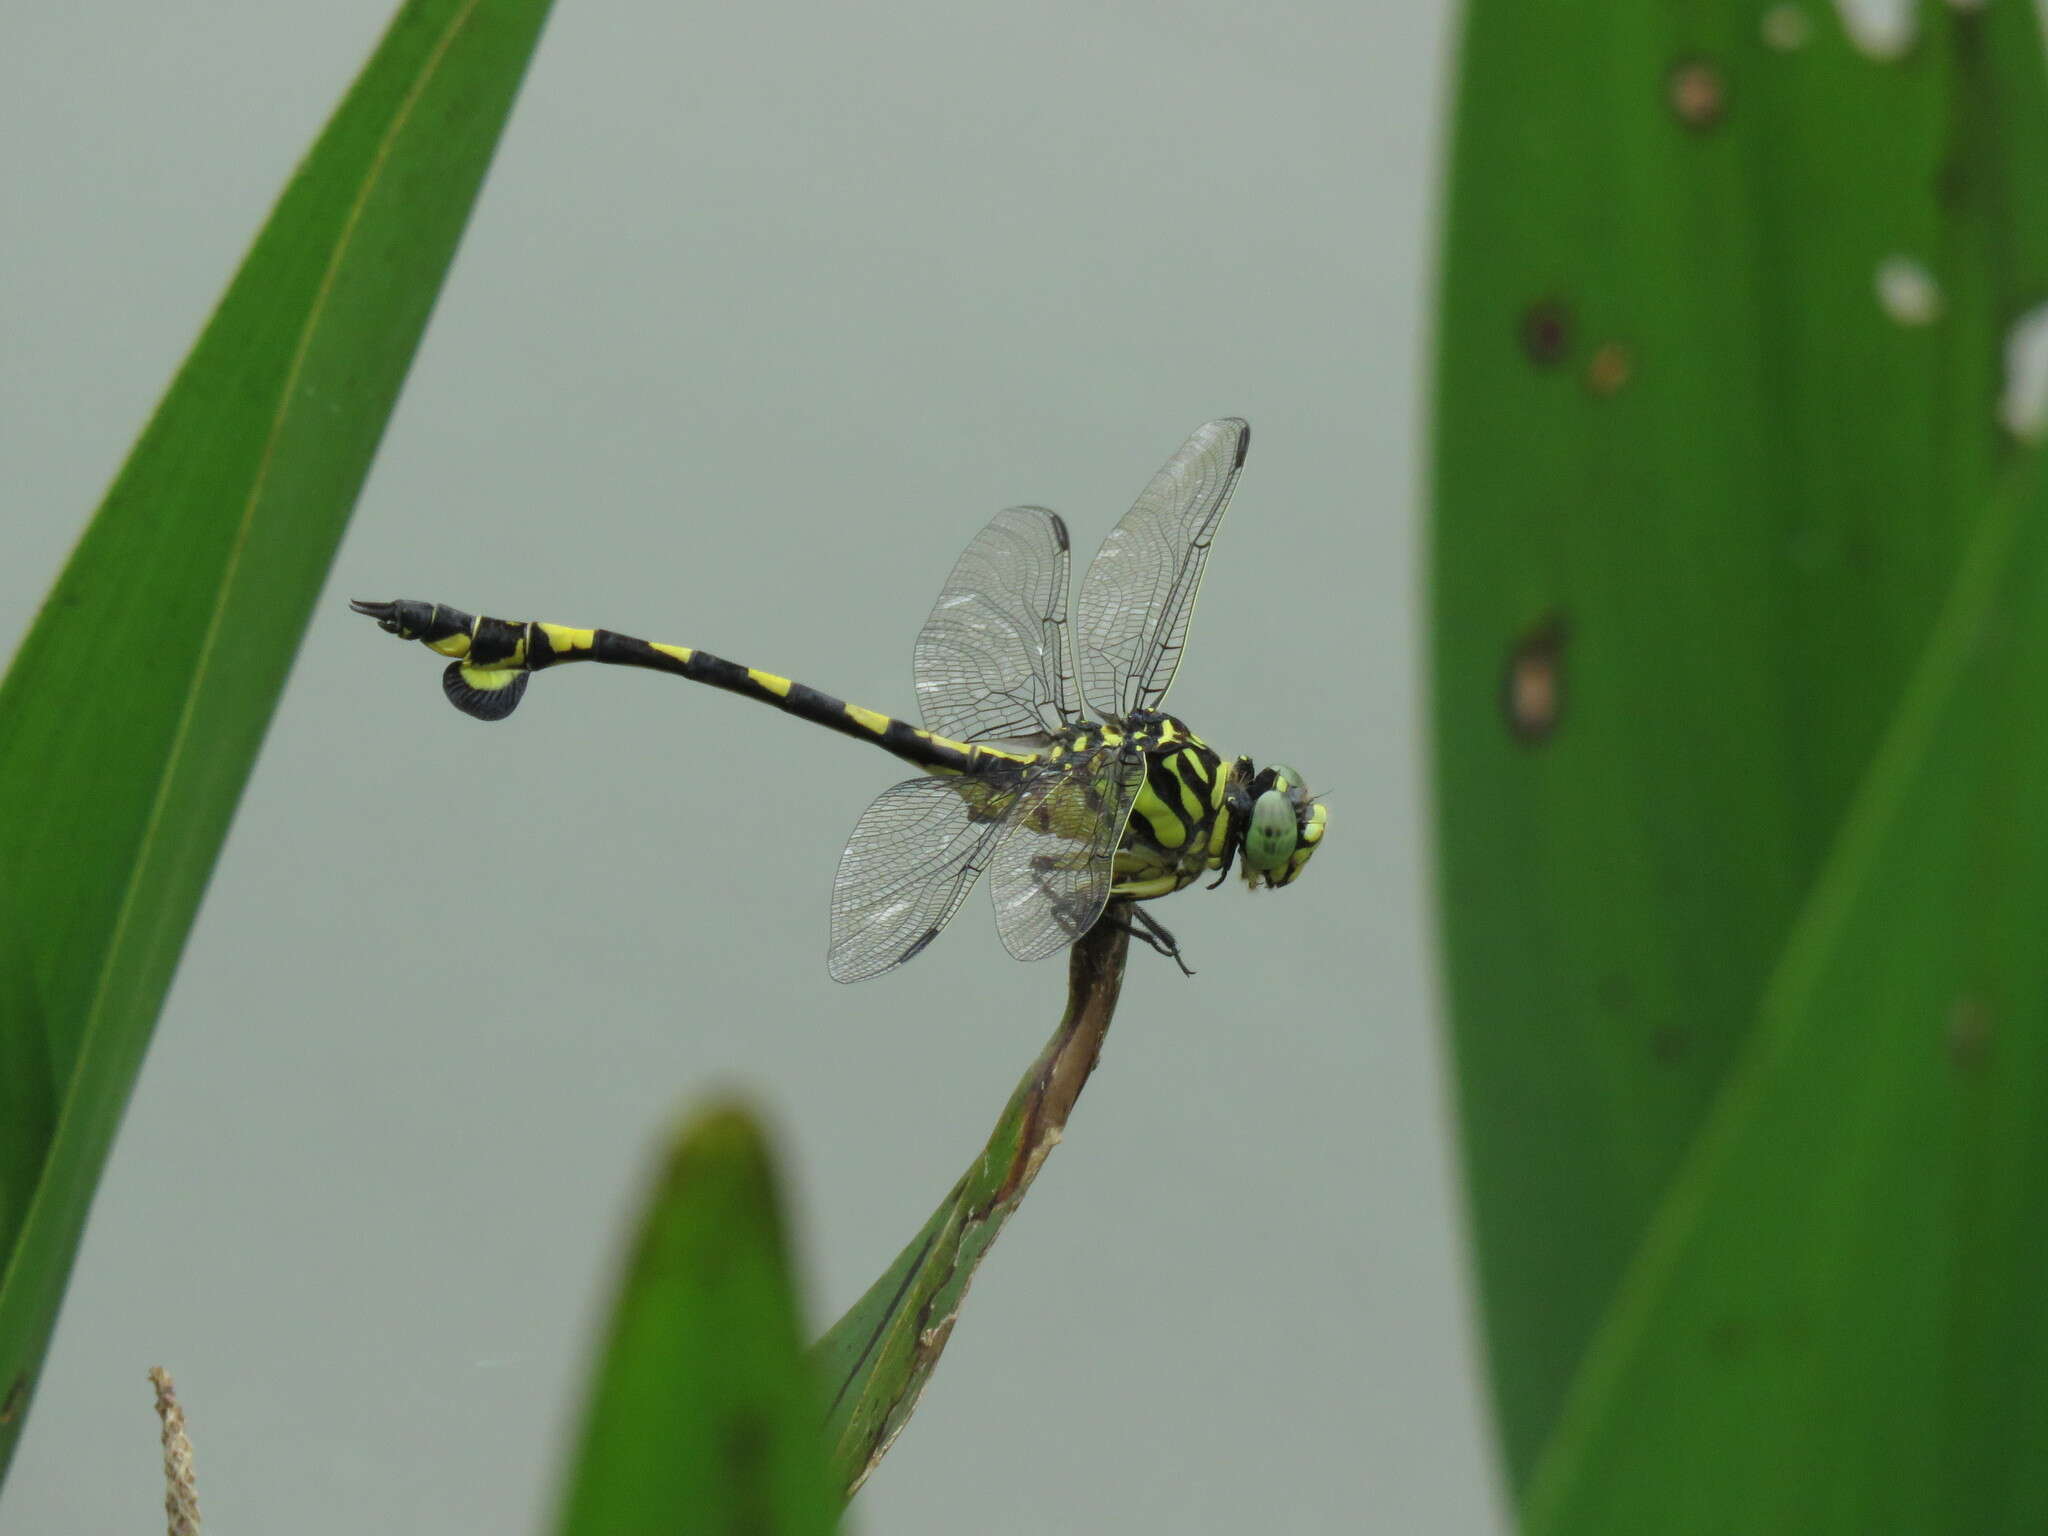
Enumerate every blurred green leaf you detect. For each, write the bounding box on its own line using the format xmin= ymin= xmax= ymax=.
xmin=556 ymin=1102 xmax=837 ymax=1536
xmin=1431 ymin=0 xmax=2048 ymax=1507
xmin=1522 ymin=447 xmax=2048 ymax=1533
xmin=813 ymin=920 xmax=1129 ymax=1500
xmin=0 ymin=0 xmax=554 ymax=1479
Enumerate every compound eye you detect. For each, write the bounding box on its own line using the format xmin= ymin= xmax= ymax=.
xmin=1244 ymin=786 xmax=1301 ymax=878
xmin=1264 ymin=763 xmax=1310 ymax=807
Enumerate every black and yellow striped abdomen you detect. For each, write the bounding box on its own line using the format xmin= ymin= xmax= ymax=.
xmin=350 ymin=599 xmax=1036 ymax=779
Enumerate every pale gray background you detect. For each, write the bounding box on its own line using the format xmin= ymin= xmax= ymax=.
xmin=1 ymin=2 xmax=1501 ymax=1531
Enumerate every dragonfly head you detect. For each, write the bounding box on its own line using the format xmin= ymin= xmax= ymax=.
xmin=1238 ymin=762 xmax=1326 ymax=889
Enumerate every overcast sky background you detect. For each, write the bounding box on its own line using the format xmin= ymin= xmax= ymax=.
xmin=0 ymin=2 xmax=1500 ymax=1530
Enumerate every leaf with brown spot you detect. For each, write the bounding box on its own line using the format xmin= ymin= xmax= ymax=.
xmin=1435 ymin=0 xmax=2048 ymax=1526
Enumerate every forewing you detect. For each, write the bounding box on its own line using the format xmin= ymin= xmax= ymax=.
xmin=988 ymin=743 xmax=1145 ymax=963
xmin=1076 ymin=418 xmax=1250 ymax=721
xmin=828 ymin=773 xmax=1021 ymax=982
xmin=914 ymin=504 xmax=1079 ymax=742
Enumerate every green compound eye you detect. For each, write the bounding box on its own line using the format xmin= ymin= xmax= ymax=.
xmin=1244 ymin=763 xmax=1308 ymax=877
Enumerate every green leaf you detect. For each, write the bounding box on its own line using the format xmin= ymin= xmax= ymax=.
xmin=1431 ymin=0 xmax=2048 ymax=1496
xmin=1519 ymin=446 xmax=2048 ymax=1532
xmin=0 ymin=0 xmax=554 ymax=1480
xmin=813 ymin=920 xmax=1130 ymax=1499
xmin=556 ymin=1102 xmax=837 ymax=1536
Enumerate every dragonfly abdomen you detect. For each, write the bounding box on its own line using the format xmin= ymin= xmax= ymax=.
xmin=349 ymin=599 xmax=1028 ymax=776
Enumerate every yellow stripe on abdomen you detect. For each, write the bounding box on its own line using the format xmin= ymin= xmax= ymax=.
xmin=539 ymin=624 xmax=598 ymax=657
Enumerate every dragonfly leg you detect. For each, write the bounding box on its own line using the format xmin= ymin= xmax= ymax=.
xmin=1112 ymin=902 xmax=1196 ymax=977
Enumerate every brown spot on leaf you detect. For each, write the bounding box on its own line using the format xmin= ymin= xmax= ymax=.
xmin=1707 ymin=1315 xmax=1752 ymax=1361
xmin=1935 ymin=155 xmax=1972 ymax=214
xmin=1761 ymin=5 xmax=1811 ymax=51
xmin=1586 ymin=342 xmax=1633 ymax=396
xmin=1667 ymin=56 xmax=1728 ymax=132
xmin=1946 ymin=995 xmax=1994 ymax=1071
xmin=1502 ymin=613 xmax=1569 ymax=745
xmin=1520 ymin=299 xmax=1573 ymax=368
xmin=0 ymin=1374 xmax=23 ymax=1425
xmin=1651 ymin=1024 xmax=1690 ymax=1064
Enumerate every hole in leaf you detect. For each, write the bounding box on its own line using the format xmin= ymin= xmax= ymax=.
xmin=1998 ymin=303 xmax=2048 ymax=441
xmin=1833 ymin=0 xmax=1916 ymax=58
xmin=1874 ymin=255 xmax=1942 ymax=326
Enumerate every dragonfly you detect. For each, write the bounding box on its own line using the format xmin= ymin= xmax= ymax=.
xmin=351 ymin=418 xmax=1326 ymax=981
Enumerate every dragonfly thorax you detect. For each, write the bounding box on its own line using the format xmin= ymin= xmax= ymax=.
xmin=1034 ymin=710 xmax=1325 ymax=902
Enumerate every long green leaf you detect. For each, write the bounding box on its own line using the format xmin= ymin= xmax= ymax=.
xmin=813 ymin=919 xmax=1130 ymax=1499
xmin=1524 ymin=449 xmax=2048 ymax=1532
xmin=1431 ymin=0 xmax=2048 ymax=1486
xmin=556 ymin=1102 xmax=837 ymax=1536
xmin=0 ymin=0 xmax=554 ymax=1479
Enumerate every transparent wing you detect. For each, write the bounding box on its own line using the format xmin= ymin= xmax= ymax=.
xmin=988 ymin=742 xmax=1145 ymax=963
xmin=1076 ymin=418 xmax=1250 ymax=721
xmin=914 ymin=504 xmax=1080 ymax=743
xmin=828 ymin=771 xmax=1027 ymax=982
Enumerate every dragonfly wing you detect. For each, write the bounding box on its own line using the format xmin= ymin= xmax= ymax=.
xmin=1075 ymin=419 xmax=1250 ymax=721
xmin=987 ymin=742 xmax=1145 ymax=963
xmin=829 ymin=772 xmax=1023 ymax=982
xmin=914 ymin=504 xmax=1080 ymax=742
